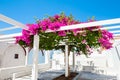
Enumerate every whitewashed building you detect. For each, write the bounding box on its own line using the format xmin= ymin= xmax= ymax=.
xmin=0 ymin=42 xmax=26 ymax=68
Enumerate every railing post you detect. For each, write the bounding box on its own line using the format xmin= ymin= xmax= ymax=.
xmin=117 ymin=67 xmax=120 ymax=80
xmin=45 ymin=50 xmax=50 ymax=64
xmin=32 ymin=34 xmax=39 ymax=80
xmin=12 ymin=73 xmax=16 ymax=80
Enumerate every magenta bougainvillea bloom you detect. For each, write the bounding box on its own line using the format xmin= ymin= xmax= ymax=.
xmin=40 ymin=19 xmax=51 ymax=31
xmin=58 ymin=31 xmax=66 ymax=36
xmin=72 ymin=28 xmax=81 ymax=36
xmin=82 ymin=39 xmax=87 ymax=44
xmin=49 ymin=21 xmax=62 ymax=30
xmin=15 ymin=13 xmax=114 ymax=78
xmin=16 ymin=13 xmax=113 ymax=55
xmin=15 ymin=36 xmax=22 ymax=43
xmin=98 ymin=30 xmax=113 ymax=49
xmin=98 ymin=38 xmax=113 ymax=49
xmin=101 ymin=30 xmax=113 ymax=40
xmin=27 ymin=24 xmax=39 ymax=35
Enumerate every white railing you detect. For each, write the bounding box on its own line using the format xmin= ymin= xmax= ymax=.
xmin=0 ymin=63 xmax=51 ymax=80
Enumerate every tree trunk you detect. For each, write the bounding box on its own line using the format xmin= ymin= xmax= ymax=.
xmin=72 ymin=52 xmax=75 ymax=71
xmin=64 ymin=46 xmax=71 ymax=77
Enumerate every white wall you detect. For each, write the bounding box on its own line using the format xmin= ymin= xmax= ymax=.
xmin=116 ymin=45 xmax=120 ymax=63
xmin=0 ymin=44 xmax=25 ymax=68
xmin=52 ymin=50 xmax=115 ymax=69
xmin=111 ymin=46 xmax=120 ymax=68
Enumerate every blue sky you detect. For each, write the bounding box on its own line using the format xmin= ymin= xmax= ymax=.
xmin=0 ymin=0 xmax=120 ymax=34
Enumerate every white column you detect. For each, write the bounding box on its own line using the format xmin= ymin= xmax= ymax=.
xmin=25 ymin=47 xmax=29 ymax=65
xmin=65 ymin=44 xmax=69 ymax=77
xmin=117 ymin=67 xmax=120 ymax=80
xmin=32 ymin=34 xmax=39 ymax=80
xmin=45 ymin=50 xmax=50 ymax=64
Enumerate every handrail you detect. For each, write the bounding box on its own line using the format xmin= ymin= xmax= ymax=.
xmin=0 ymin=63 xmax=51 ymax=80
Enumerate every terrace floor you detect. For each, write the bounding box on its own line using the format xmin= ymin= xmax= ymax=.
xmin=15 ymin=70 xmax=117 ymax=80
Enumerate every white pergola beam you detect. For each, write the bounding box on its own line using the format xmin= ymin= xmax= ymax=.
xmin=0 ymin=18 xmax=120 ymax=39
xmin=0 ymin=29 xmax=120 ymax=40
xmin=46 ymin=18 xmax=120 ymax=32
xmin=0 ymin=37 xmax=15 ymax=40
xmin=0 ymin=14 xmax=28 ymax=30
xmin=0 ymin=33 xmax=22 ymax=39
xmin=7 ymin=41 xmax=15 ymax=43
xmin=0 ymin=26 xmax=20 ymax=32
xmin=0 ymin=38 xmax=15 ymax=42
xmin=114 ymin=34 xmax=120 ymax=36
xmin=111 ymin=30 xmax=120 ymax=34
xmin=101 ymin=25 xmax=120 ymax=30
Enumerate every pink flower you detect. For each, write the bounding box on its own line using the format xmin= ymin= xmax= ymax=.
xmin=98 ymin=30 xmax=113 ymax=49
xmin=22 ymin=29 xmax=30 ymax=36
xmin=86 ymin=45 xmax=93 ymax=54
xmin=69 ymin=20 xmax=80 ymax=25
xmin=54 ymin=15 xmax=60 ymax=19
xmin=42 ymin=26 xmax=47 ymax=31
xmin=98 ymin=38 xmax=112 ymax=49
xmin=27 ymin=24 xmax=39 ymax=35
xmin=82 ymin=39 xmax=87 ymax=44
xmin=49 ymin=21 xmax=62 ymax=30
xmin=88 ymin=19 xmax=95 ymax=22
xmin=15 ymin=36 xmax=22 ymax=43
xmin=15 ymin=35 xmax=31 ymax=46
xmin=60 ymin=17 xmax=69 ymax=25
xmin=102 ymin=30 xmax=113 ymax=40
xmin=16 ymin=29 xmax=32 ymax=45
xmin=58 ymin=31 xmax=66 ymax=36
xmin=40 ymin=19 xmax=51 ymax=31
xmin=87 ymin=26 xmax=101 ymax=31
xmin=86 ymin=45 xmax=90 ymax=49
xmin=72 ymin=28 xmax=81 ymax=36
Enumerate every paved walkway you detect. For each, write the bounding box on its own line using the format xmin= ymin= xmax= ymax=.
xmin=15 ymin=70 xmax=117 ymax=80
xmin=78 ymin=71 xmax=117 ymax=80
xmin=15 ymin=75 xmax=31 ymax=80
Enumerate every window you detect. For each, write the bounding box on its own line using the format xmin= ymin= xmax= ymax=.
xmin=14 ymin=54 xmax=19 ymax=59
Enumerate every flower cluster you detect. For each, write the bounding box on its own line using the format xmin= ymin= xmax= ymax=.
xmin=16 ymin=13 xmax=113 ymax=55
xmin=98 ymin=30 xmax=113 ymax=49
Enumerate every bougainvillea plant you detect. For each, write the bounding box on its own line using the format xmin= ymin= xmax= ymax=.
xmin=16 ymin=13 xmax=113 ymax=56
